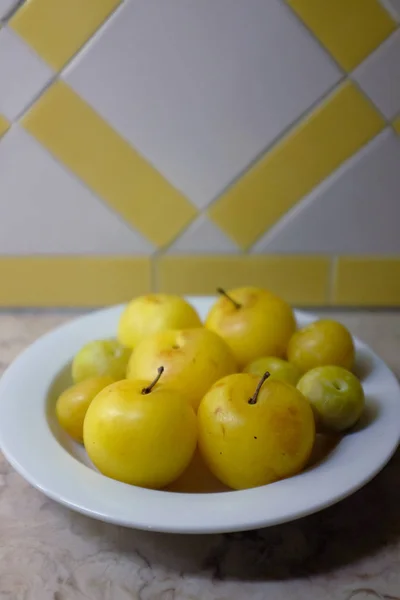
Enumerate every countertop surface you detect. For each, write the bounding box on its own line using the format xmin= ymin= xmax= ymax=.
xmin=0 ymin=309 xmax=400 ymax=600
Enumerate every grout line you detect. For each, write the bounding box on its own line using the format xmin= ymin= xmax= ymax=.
xmin=13 ymin=73 xmax=58 ymax=122
xmin=21 ymin=125 xmax=158 ymax=257
xmin=148 ymin=215 xmax=201 ymax=290
xmin=60 ymin=0 xmax=127 ymax=79
xmin=245 ymin=74 xmax=394 ymax=253
xmin=157 ymin=213 xmax=243 ymax=257
xmin=4 ymin=0 xmax=158 ymax=257
xmin=350 ymin=74 xmax=391 ymax=126
xmin=205 ymin=75 xmax=349 ymax=257
xmin=378 ymin=0 xmax=400 ymax=22
xmin=6 ymin=0 xmax=397 ymax=267
xmin=201 ymin=0 xmax=348 ymax=218
xmin=2 ymin=0 xmax=26 ymax=24
xmin=284 ymin=0 xmax=400 ymax=68
xmin=205 ymin=74 xmax=347 ymax=217
xmin=6 ymin=0 xmax=190 ymax=260
xmin=248 ymin=127 xmax=390 ymax=254
xmin=349 ymin=25 xmax=400 ymax=126
xmin=207 ymin=2 xmax=398 ymax=221
xmin=211 ymin=1 xmax=399 ymax=234
xmin=155 ymin=213 xmax=198 ymax=256
xmin=11 ymin=0 xmax=127 ymax=123
xmin=281 ymin=0 xmax=346 ymax=75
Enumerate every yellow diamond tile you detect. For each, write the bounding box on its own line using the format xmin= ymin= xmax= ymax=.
xmin=0 ymin=115 xmax=9 ymax=138
xmin=209 ymin=82 xmax=384 ymax=249
xmin=334 ymin=257 xmax=400 ymax=306
xmin=22 ymin=81 xmax=196 ymax=248
xmin=157 ymin=255 xmax=330 ymax=306
xmin=393 ymin=116 xmax=400 ymax=135
xmin=287 ymin=0 xmax=396 ymax=72
xmin=10 ymin=0 xmax=121 ymax=71
xmin=0 ymin=257 xmax=151 ymax=307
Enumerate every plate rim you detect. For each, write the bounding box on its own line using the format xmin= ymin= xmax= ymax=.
xmin=0 ymin=299 xmax=399 ymax=534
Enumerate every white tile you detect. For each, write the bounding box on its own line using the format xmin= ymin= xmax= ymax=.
xmin=253 ymin=128 xmax=400 ymax=255
xmin=167 ymin=215 xmax=238 ymax=254
xmin=65 ymin=0 xmax=341 ymax=208
xmin=391 ymin=0 xmax=400 ymax=19
xmin=0 ymin=27 xmax=53 ymax=120
xmin=353 ymin=30 xmax=400 ymax=120
xmin=0 ymin=126 xmax=154 ymax=254
xmin=0 ymin=0 xmax=20 ymax=21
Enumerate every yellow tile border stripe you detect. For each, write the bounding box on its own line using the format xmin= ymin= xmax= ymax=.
xmin=393 ymin=116 xmax=400 ymax=135
xmin=287 ymin=0 xmax=396 ymax=72
xmin=0 ymin=115 xmax=10 ymax=138
xmin=209 ymin=81 xmax=385 ymax=249
xmin=22 ymin=81 xmax=196 ymax=248
xmin=0 ymin=257 xmax=151 ymax=306
xmin=157 ymin=255 xmax=331 ymax=306
xmin=333 ymin=257 xmax=400 ymax=306
xmin=10 ymin=0 xmax=122 ymax=71
xmin=1 ymin=256 xmax=400 ymax=306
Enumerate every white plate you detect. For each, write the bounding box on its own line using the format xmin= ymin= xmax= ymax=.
xmin=0 ymin=299 xmax=399 ymax=534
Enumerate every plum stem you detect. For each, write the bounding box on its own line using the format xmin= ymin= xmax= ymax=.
xmin=216 ymin=287 xmax=241 ymax=309
xmin=142 ymin=366 xmax=164 ymax=394
xmin=248 ymin=371 xmax=270 ymax=405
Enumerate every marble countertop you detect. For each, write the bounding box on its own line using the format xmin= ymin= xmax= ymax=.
xmin=0 ymin=309 xmax=400 ymax=600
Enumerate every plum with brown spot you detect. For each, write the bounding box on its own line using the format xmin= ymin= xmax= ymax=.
xmin=197 ymin=372 xmax=315 ymax=490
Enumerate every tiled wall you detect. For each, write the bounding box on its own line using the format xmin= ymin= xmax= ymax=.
xmin=0 ymin=0 xmax=400 ymax=306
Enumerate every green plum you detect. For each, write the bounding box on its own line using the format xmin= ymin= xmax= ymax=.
xmin=243 ymin=356 xmax=301 ymax=386
xmin=297 ymin=365 xmax=364 ymax=432
xmin=72 ymin=339 xmax=131 ymax=383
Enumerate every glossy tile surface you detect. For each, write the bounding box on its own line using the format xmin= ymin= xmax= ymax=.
xmin=209 ymin=82 xmax=384 ymax=249
xmin=0 ymin=0 xmax=20 ymax=20
xmin=381 ymin=0 xmax=400 ymax=20
xmin=167 ymin=216 xmax=238 ymax=254
xmin=287 ymin=0 xmax=396 ymax=70
xmin=65 ymin=0 xmax=340 ymax=208
xmin=334 ymin=257 xmax=400 ymax=305
xmin=0 ymin=126 xmax=154 ymax=254
xmin=0 ymin=257 xmax=151 ymax=306
xmin=0 ymin=27 xmax=53 ymax=120
xmin=254 ymin=129 xmax=400 ymax=254
xmin=158 ymin=255 xmax=330 ymax=305
xmin=22 ymin=81 xmax=196 ymax=248
xmin=0 ymin=0 xmax=398 ymax=305
xmin=353 ymin=30 xmax=400 ymax=119
xmin=10 ymin=0 xmax=121 ymax=69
